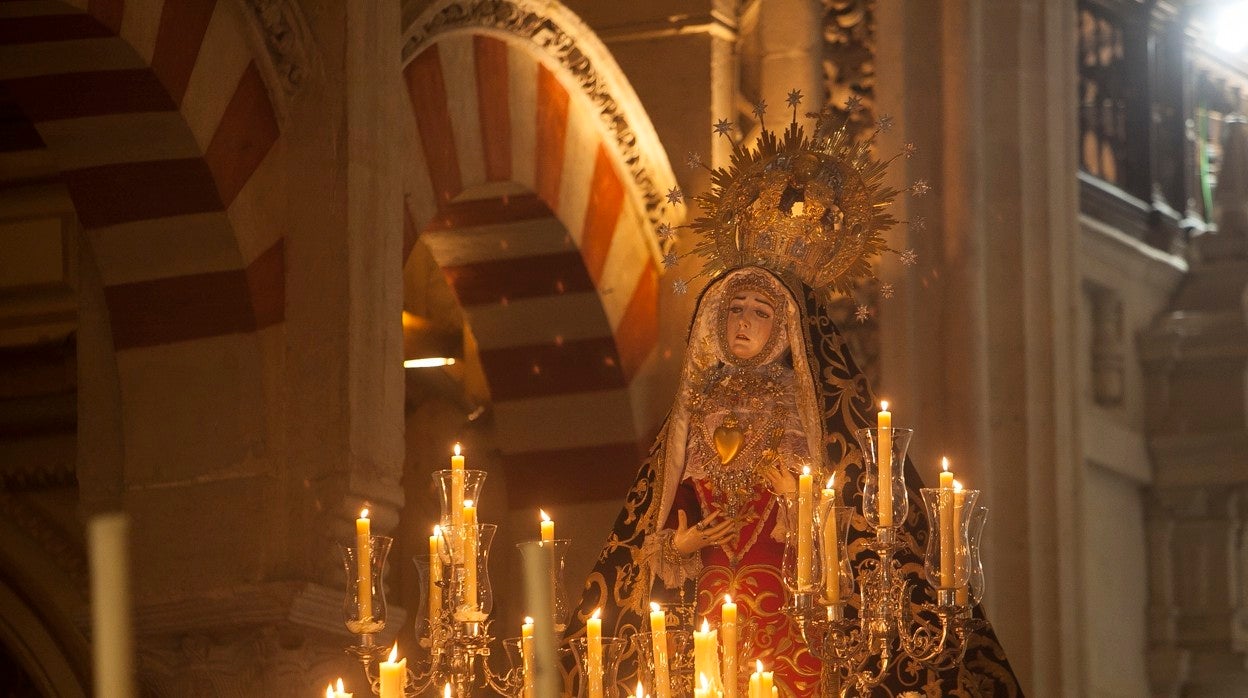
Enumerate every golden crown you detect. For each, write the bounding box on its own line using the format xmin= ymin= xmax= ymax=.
xmin=662 ymin=92 xmax=926 ymax=310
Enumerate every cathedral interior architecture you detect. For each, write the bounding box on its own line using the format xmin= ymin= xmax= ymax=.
xmin=1 ymin=0 xmax=1247 ymax=695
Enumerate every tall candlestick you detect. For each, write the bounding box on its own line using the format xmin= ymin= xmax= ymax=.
xmin=429 ymin=526 xmax=443 ymax=623
xmin=721 ymin=595 xmax=737 ymax=698
xmin=521 ymin=616 xmax=535 ymax=698
xmin=650 ymin=602 xmax=670 ymax=698
xmin=954 ymin=480 xmax=968 ymax=604
xmin=877 ymin=402 xmax=893 ymax=527
xmin=356 ymin=509 xmax=373 ymax=622
xmin=693 ymin=618 xmax=721 ymax=693
xmin=587 ymin=608 xmax=604 ymax=698
xmin=379 ymin=645 xmax=406 ymax=698
xmin=462 ymin=500 xmax=478 ymax=611
xmin=939 ymin=458 xmax=955 ymax=588
xmin=797 ymin=466 xmax=813 ymax=589
xmin=540 ymin=509 xmax=554 ymax=543
xmin=451 ymin=443 xmax=465 ymax=528
xmin=821 ymin=476 xmax=841 ymax=604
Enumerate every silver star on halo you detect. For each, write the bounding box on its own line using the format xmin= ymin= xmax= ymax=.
xmin=845 ymin=95 xmax=863 ymax=112
xmin=876 ymin=114 xmax=894 ymax=132
xmin=899 ymin=248 xmax=918 ymax=267
xmin=902 ymin=142 xmax=918 ymax=158
xmin=666 ymin=187 xmax=684 ymax=205
xmin=656 ymin=222 xmax=675 ymax=241
xmin=910 ymin=216 xmax=927 ymax=232
xmin=661 ymin=251 xmax=679 ymax=270
xmin=786 ymin=89 xmax=804 ymax=109
xmin=911 ymin=179 xmax=931 ymax=197
xmin=752 ymin=100 xmax=767 ymax=120
xmin=854 ymin=305 xmax=871 ymax=323
xmin=880 ymin=282 xmax=895 ymax=299
xmin=686 ymin=151 xmax=703 ymax=169
xmin=672 ymin=278 xmax=689 ymax=295
xmin=713 ymin=118 xmax=734 ymax=137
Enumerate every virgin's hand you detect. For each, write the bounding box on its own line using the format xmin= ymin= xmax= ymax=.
xmin=672 ymin=510 xmax=735 ymax=554
xmin=763 ymin=465 xmax=797 ymax=496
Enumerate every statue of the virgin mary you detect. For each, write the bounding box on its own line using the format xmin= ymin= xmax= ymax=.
xmin=566 ymin=102 xmax=1022 ymax=696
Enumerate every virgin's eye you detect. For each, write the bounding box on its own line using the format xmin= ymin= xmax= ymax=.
xmin=728 ymin=306 xmax=743 ymax=314
xmin=755 ymin=309 xmax=771 ymax=319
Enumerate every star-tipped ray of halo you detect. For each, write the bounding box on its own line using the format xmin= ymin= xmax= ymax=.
xmin=786 ymin=89 xmax=803 ymax=122
xmin=656 ymin=222 xmax=676 ymax=242
xmin=666 ymin=186 xmax=684 ymax=205
xmin=661 ymin=251 xmax=679 ymax=271
xmin=713 ymin=118 xmax=734 ymax=139
xmin=672 ymin=278 xmax=689 ymax=295
xmin=880 ymin=282 xmax=895 ymax=299
xmin=854 ymin=304 xmax=871 ymax=323
xmin=899 ymin=248 xmax=918 ymax=267
xmin=910 ymin=179 xmax=931 ymax=197
xmin=752 ymin=100 xmax=767 ymax=131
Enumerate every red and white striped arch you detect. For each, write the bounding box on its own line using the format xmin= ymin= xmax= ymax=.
xmin=0 ymin=1 xmax=282 ymax=480
xmin=401 ymin=22 xmax=677 ymax=506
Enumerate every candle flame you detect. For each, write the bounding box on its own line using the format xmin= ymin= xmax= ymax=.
xmin=700 ymin=673 xmax=710 ymax=689
xmin=388 ymin=644 xmax=398 ymax=662
xmin=953 ymin=479 xmax=963 ymax=492
xmin=463 ymin=499 xmax=474 ymax=508
xmin=524 ymin=616 xmax=534 ymax=625
xmin=701 ymin=617 xmax=710 ymax=632
xmin=326 ymin=685 xmax=334 ymax=698
xmin=650 ymin=601 xmax=661 ymax=613
xmin=941 ymin=456 xmax=950 ymax=472
xmin=337 ymin=678 xmax=345 ymax=692
xmin=540 ymin=508 xmax=551 ymax=522
xmin=592 ymin=607 xmax=601 ymax=620
xmin=444 ymin=683 xmax=452 ymax=698
xmin=802 ymin=464 xmax=811 ymax=475
xmin=827 ymin=474 xmax=836 ymax=489
xmin=880 ymin=400 xmax=889 ymax=411
xmin=636 ymin=681 xmax=644 ymax=698
xmin=454 ymin=443 xmax=461 ymax=456
xmin=756 ymin=659 xmax=764 ymax=673
xmin=724 ymin=593 xmax=732 ymax=604
xmin=433 ymin=524 xmax=441 ymax=536
xmin=360 ymin=508 xmax=369 ymax=519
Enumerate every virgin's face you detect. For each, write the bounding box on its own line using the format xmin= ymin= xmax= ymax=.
xmin=725 ymin=290 xmax=776 ymax=360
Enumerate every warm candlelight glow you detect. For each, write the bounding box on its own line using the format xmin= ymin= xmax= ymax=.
xmin=540 ymin=509 xmax=550 ymax=522
xmin=702 ymin=617 xmax=710 ymax=632
xmin=802 ymin=465 xmax=810 ymax=475
xmin=326 ymin=686 xmax=335 ymax=698
xmin=454 ymin=443 xmax=461 ymax=456
xmin=756 ymin=660 xmax=763 ymax=672
xmin=651 ymin=601 xmax=661 ymax=613
xmin=464 ymin=499 xmax=474 ymax=508
xmin=388 ymin=644 xmax=398 ymax=663
xmin=827 ymin=474 xmax=835 ymax=489
xmin=592 ymin=607 xmax=601 ymax=620
xmin=881 ymin=399 xmax=889 ymax=411
xmin=444 ymin=683 xmax=451 ymax=698
xmin=954 ymin=479 xmax=963 ymax=492
xmin=433 ymin=524 xmax=441 ymax=537
xmin=525 ymin=615 xmax=534 ymax=625
xmin=337 ymin=679 xmax=345 ymax=692
xmin=942 ymin=456 xmax=950 ymax=472
xmin=360 ymin=508 xmax=369 ymax=519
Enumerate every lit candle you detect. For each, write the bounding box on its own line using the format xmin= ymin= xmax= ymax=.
xmin=693 ymin=618 xmax=721 ymax=693
xmin=633 ymin=681 xmax=644 ymax=698
xmin=521 ymin=616 xmax=535 ymax=698
xmin=429 ymin=526 xmax=443 ymax=623
xmin=334 ymin=678 xmax=352 ymax=698
xmin=356 ymin=509 xmax=373 ymax=622
xmin=694 ymin=673 xmax=711 ymax=698
xmin=797 ymin=465 xmax=813 ymax=589
xmin=940 ymin=458 xmax=955 ymax=589
xmin=748 ymin=661 xmax=762 ymax=698
xmin=720 ymin=595 xmax=737 ymax=698
xmin=760 ymin=667 xmax=773 ymax=698
xmin=379 ymin=644 xmax=406 ymax=698
xmin=540 ymin=508 xmax=554 ymax=543
xmin=877 ymin=401 xmax=893 ymax=527
xmin=451 ymin=443 xmax=465 ymax=528
xmin=821 ymin=475 xmax=840 ymax=604
xmin=650 ymin=602 xmax=670 ymax=698
xmin=954 ymin=480 xmax=968 ymax=604
xmin=326 ymin=685 xmax=334 ymax=698
xmin=587 ymin=608 xmax=604 ymax=698
xmin=462 ymin=499 xmax=478 ymax=611
xmin=444 ymin=684 xmax=451 ymax=698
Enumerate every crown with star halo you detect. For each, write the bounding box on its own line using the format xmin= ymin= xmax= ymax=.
xmin=661 ymin=91 xmax=927 ymax=310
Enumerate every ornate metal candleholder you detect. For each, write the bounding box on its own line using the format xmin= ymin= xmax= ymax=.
xmin=782 ymin=427 xmax=989 ymax=697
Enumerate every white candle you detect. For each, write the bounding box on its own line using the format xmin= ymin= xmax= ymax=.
xmin=356 ymin=509 xmax=373 ymax=622
xmin=587 ymin=608 xmax=604 ymax=698
xmin=721 ymin=596 xmax=737 ymax=698
xmin=877 ymin=401 xmax=893 ymax=527
xmin=650 ymin=602 xmax=670 ymax=698
xmin=379 ymin=644 xmax=406 ymax=698
xmin=89 ymin=512 xmax=133 ymax=698
xmin=429 ymin=526 xmax=443 ymax=623
xmin=462 ymin=500 xmax=478 ymax=611
xmin=822 ymin=476 xmax=841 ymax=604
xmin=521 ymin=616 xmax=535 ymax=698
xmin=451 ymin=443 xmax=465 ymax=528
xmin=797 ymin=466 xmax=813 ymax=589
xmin=540 ymin=508 xmax=554 ymax=543
xmin=940 ymin=458 xmax=955 ymax=589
